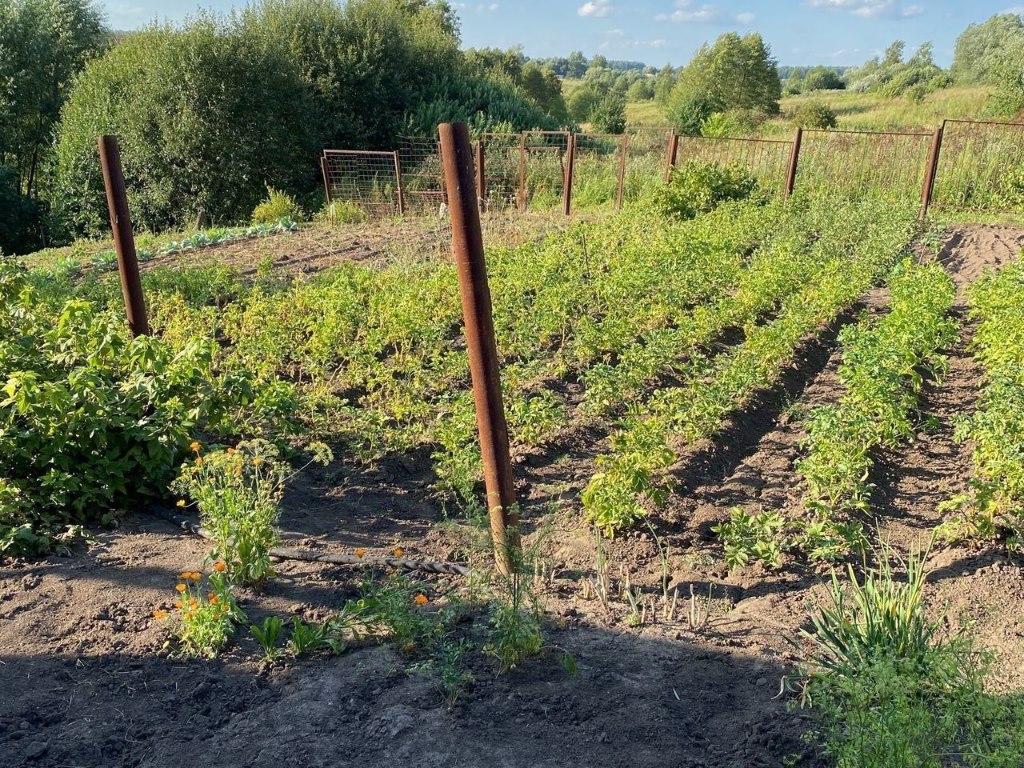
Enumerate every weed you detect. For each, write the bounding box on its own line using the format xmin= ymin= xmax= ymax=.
xmin=250 ymin=616 xmax=285 ymax=661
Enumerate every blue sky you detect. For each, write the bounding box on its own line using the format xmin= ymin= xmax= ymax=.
xmin=99 ymin=1 xmax=1024 ymax=66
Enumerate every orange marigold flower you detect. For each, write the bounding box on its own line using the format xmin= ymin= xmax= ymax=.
xmin=195 ymin=456 xmax=204 ymax=466
xmin=392 ymin=547 xmax=404 ymax=558
xmin=251 ymin=456 xmax=264 ymax=466
xmin=354 ymin=548 xmax=366 ymax=559
xmin=226 ymin=447 xmax=236 ymax=455
xmin=153 ymin=609 xmax=170 ymax=620
xmin=176 ymin=499 xmax=186 ymax=508
xmin=213 ymin=561 xmax=226 ymax=573
xmin=209 ymin=594 xmax=221 ymax=605
xmin=175 ymin=583 xmax=186 ymax=593
xmin=189 ymin=598 xmax=199 ymax=609
xmin=190 ymin=441 xmax=202 ymax=454
xmin=402 ymin=642 xmax=415 ymax=653
xmin=220 ymin=604 xmax=229 ymax=614
xmin=190 ymin=572 xmax=202 ymax=581
xmin=174 ymin=600 xmax=183 ymax=609
xmin=413 ymin=594 xmax=428 ymax=606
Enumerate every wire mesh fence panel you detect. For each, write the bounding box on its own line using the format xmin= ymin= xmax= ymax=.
xmin=796 ymin=129 xmax=932 ymax=204
xmin=398 ymin=137 xmax=448 ymax=216
xmin=524 ymin=131 xmax=570 ymax=211
xmin=674 ymin=136 xmax=793 ymax=196
xmin=932 ymin=120 xmax=1024 ymax=214
xmin=573 ymin=133 xmax=626 ymax=210
xmin=623 ymin=126 xmax=672 ymax=205
xmin=322 ymin=150 xmax=401 ymax=218
xmin=479 ymin=133 xmax=523 ymax=212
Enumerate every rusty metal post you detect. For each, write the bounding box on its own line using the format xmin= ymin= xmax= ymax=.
xmin=615 ymin=134 xmax=628 ymax=211
xmin=664 ymin=129 xmax=679 ymax=182
xmin=437 ymin=123 xmax=518 ymax=576
xmin=563 ymin=133 xmax=577 ymax=217
xmin=320 ymin=156 xmax=332 ymax=203
xmin=97 ymin=135 xmax=148 ymax=337
xmin=919 ymin=123 xmax=944 ymax=221
xmin=785 ymin=127 xmax=803 ymax=198
xmin=393 ymin=151 xmax=406 ymax=216
xmin=476 ymin=139 xmax=486 ymax=211
xmin=517 ymin=133 xmax=527 ymax=212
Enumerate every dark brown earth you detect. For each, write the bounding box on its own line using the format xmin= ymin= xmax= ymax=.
xmin=3 ymin=225 xmax=1024 ymax=768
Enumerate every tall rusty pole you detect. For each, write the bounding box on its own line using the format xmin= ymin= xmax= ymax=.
xmin=919 ymin=123 xmax=944 ymax=221
xmin=563 ymin=133 xmax=577 ymax=217
xmin=98 ymin=135 xmax=149 ymax=337
xmin=438 ymin=122 xmax=518 ymax=576
xmin=785 ymin=127 xmax=803 ymax=198
xmin=615 ymin=134 xmax=628 ymax=211
xmin=664 ymin=129 xmax=679 ymax=182
xmin=517 ymin=133 xmax=528 ymax=212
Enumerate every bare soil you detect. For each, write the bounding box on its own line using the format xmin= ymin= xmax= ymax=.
xmin=3 ymin=225 xmax=1024 ymax=768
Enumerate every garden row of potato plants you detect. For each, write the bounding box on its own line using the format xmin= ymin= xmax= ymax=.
xmin=941 ymin=261 xmax=1024 ymax=551
xmin=582 ymin=199 xmax=920 ymax=536
xmin=715 ymin=259 xmax=957 ymax=568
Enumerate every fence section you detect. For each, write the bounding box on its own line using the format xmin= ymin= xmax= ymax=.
xmin=397 ymin=137 xmax=446 ymax=215
xmin=796 ymin=129 xmax=933 ymax=204
xmin=931 ymin=119 xmax=1024 ymax=214
xmin=671 ymin=135 xmax=794 ymax=196
xmin=322 ymin=150 xmax=402 ymax=217
xmin=572 ymin=133 xmax=627 ymax=210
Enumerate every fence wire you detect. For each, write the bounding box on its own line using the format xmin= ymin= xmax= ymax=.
xmin=797 ymin=129 xmax=932 ymax=204
xmin=932 ymin=120 xmax=1024 ymax=214
xmin=523 ymin=131 xmax=570 ymax=211
xmin=479 ymin=133 xmax=523 ymax=212
xmin=322 ymin=150 xmax=401 ymax=217
xmin=573 ymin=133 xmax=627 ymax=209
xmin=673 ymin=135 xmax=793 ymax=196
xmin=623 ymin=126 xmax=671 ymax=205
xmin=398 ymin=137 xmax=447 ymax=216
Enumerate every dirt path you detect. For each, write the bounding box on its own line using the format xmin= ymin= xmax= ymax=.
xmin=4 ymin=226 xmax=1024 ymax=767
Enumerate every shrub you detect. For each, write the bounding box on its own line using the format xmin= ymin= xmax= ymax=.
xmin=654 ymin=160 xmax=761 ymax=221
xmin=668 ymin=92 xmax=715 ymax=136
xmin=792 ymin=100 xmax=838 ymax=129
xmin=589 ymin=91 xmax=626 ymax=133
xmin=0 ymin=258 xmax=291 ymax=555
xmin=252 ymin=187 xmax=304 ymax=225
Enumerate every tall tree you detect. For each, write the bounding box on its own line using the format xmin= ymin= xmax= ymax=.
xmin=669 ymin=32 xmax=781 ymax=118
xmin=952 ymin=13 xmax=1024 ymax=85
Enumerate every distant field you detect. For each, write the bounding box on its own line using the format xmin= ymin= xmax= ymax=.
xmin=622 ymin=84 xmax=995 ymax=135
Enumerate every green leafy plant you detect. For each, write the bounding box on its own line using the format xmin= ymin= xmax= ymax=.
xmin=654 ymin=160 xmax=761 ymax=221
xmin=252 ymin=186 xmax=304 ymax=225
xmin=160 ymin=569 xmax=244 ymax=659
xmin=250 ymin=616 xmax=285 ymax=661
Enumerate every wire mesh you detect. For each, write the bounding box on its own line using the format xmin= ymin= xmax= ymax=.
xmin=398 ymin=137 xmax=448 ymax=216
xmin=672 ymin=135 xmax=794 ymax=197
xmin=523 ymin=131 xmax=570 ymax=211
xmin=322 ymin=150 xmax=401 ymax=217
xmin=479 ymin=133 xmax=523 ymax=212
xmin=931 ymin=120 xmax=1024 ymax=214
xmin=622 ymin=126 xmax=672 ymax=205
xmin=572 ymin=133 xmax=627 ymax=210
xmin=796 ymin=129 xmax=932 ymax=204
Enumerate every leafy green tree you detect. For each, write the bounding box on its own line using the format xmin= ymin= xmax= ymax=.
xmin=952 ymin=14 xmax=1024 ymax=85
xmin=465 ymin=46 xmax=526 ymax=82
xmin=803 ymin=66 xmax=845 ymax=91
xmin=520 ymin=61 xmax=568 ymax=122
xmin=0 ymin=0 xmax=107 ymax=252
xmin=627 ymin=79 xmax=655 ymax=101
xmin=668 ymin=33 xmax=781 ymax=120
xmin=668 ymin=92 xmax=715 ymax=136
xmin=590 ymin=91 xmax=626 ymax=133
xmin=653 ymin=64 xmax=677 ymax=105
xmin=566 ymin=50 xmax=588 ymax=79
xmin=568 ymin=85 xmax=601 ymax=123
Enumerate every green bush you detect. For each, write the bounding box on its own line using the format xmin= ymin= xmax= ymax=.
xmin=0 ymin=258 xmax=297 ymax=555
xmin=792 ymin=100 xmax=838 ymax=129
xmin=654 ymin=161 xmax=761 ymax=220
xmin=252 ymin=187 xmax=304 ymax=225
xmin=668 ymin=92 xmax=715 ymax=136
xmin=0 ymin=166 xmax=42 ymax=254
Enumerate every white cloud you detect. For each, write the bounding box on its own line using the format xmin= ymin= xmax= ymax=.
xmin=655 ymin=1 xmax=721 ymax=23
xmin=806 ymin=0 xmax=924 ymax=19
xmin=578 ymin=0 xmax=613 ymax=17
xmin=736 ymin=11 xmax=756 ymax=23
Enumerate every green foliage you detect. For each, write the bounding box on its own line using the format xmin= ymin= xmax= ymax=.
xmin=626 ymin=78 xmax=655 ymax=101
xmin=791 ymin=100 xmax=838 ymax=129
xmin=250 ymin=615 xmax=286 ymax=661
xmin=802 ymin=66 xmax=845 ymax=92
xmin=53 ymin=18 xmax=317 ymax=238
xmin=797 ymin=543 xmax=1024 ymax=767
xmin=173 ymin=440 xmax=290 ymax=586
xmin=667 ymin=92 xmax=715 ymax=136
xmin=165 ymin=570 xmax=244 ymax=659
xmin=0 ymin=258 xmax=284 ymax=556
xmin=952 ymin=13 xmax=1024 ymax=86
xmin=988 ymin=44 xmax=1024 ymax=117
xmin=668 ymin=32 xmax=782 ymax=120
xmin=846 ymin=41 xmax=952 ymax=98
xmin=589 ymin=91 xmax=626 ymax=133
xmin=654 ymin=161 xmax=761 ymax=221
xmin=714 ymin=508 xmax=785 ymax=569
xmin=940 ymin=262 xmax=1024 ymax=550
xmin=0 ymin=0 xmax=107 ymax=251
xmin=252 ymin=187 xmax=304 ymax=225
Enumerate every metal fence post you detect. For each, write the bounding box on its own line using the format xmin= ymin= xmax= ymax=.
xmin=563 ymin=133 xmax=577 ymax=217
xmin=97 ymin=135 xmax=149 ymax=338
xmin=664 ymin=129 xmax=679 ymax=182
xmin=437 ymin=122 xmax=518 ymax=577
xmin=476 ymin=139 xmax=486 ymax=211
xmin=785 ymin=127 xmax=803 ymax=198
xmin=393 ymin=151 xmax=406 ymax=216
xmin=615 ymin=134 xmax=628 ymax=211
xmin=919 ymin=123 xmax=945 ymax=221
xmin=518 ymin=133 xmax=527 ymax=212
